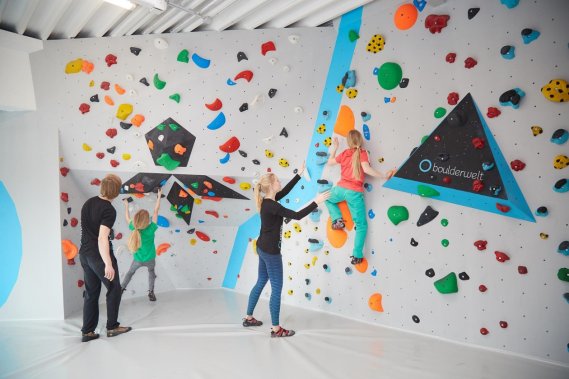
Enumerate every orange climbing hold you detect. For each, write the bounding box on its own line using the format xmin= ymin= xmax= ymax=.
xmin=196 ymin=231 xmax=210 ymax=241
xmin=223 ymin=176 xmax=236 ymax=184
xmin=62 ymin=239 xmax=78 ymax=260
xmin=326 ymin=217 xmax=348 ymax=248
xmin=394 ymin=3 xmax=418 ymax=30
xmin=203 ymin=181 xmax=213 ymax=189
xmin=368 ymin=293 xmax=384 ymax=312
xmin=174 ymin=144 xmax=186 ymax=155
xmin=179 ymin=189 xmax=188 ymax=198
xmin=81 ymin=60 xmax=94 ymax=74
xmin=131 ymin=114 xmax=145 ymax=127
xmin=355 ymin=258 xmax=369 ymax=273
xmin=114 ymin=84 xmax=126 ymax=95
xmin=334 ymin=105 xmax=355 ymax=137
xmin=147 ymin=140 xmax=154 ymax=150
xmin=156 ymin=243 xmax=171 ymax=255
xmin=104 ymin=95 xmax=114 ymax=106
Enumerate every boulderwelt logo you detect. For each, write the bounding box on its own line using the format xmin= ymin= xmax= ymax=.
xmin=419 ymin=159 xmax=485 ymax=180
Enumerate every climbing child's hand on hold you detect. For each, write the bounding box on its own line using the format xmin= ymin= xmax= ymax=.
xmin=314 ymin=190 xmax=331 ymax=204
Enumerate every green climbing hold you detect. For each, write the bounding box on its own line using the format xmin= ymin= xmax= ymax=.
xmin=157 ymin=123 xmax=166 ymax=131
xmin=169 ymin=123 xmax=180 ymax=131
xmin=177 ymin=49 xmax=189 ymax=63
xmin=170 ymin=204 xmax=177 ymax=212
xmin=175 ymin=213 xmax=183 ymax=219
xmin=377 ymin=62 xmax=403 ymax=90
xmin=169 ymin=93 xmax=181 ymax=103
xmin=156 ymin=153 xmax=180 ymax=171
xmin=421 ymin=135 xmax=429 ymax=144
xmin=179 ymin=204 xmax=191 ymax=213
xmin=441 ymin=218 xmax=449 ymax=227
xmin=191 ymin=182 xmax=199 ymax=189
xmin=441 ymin=239 xmax=449 ymax=247
xmin=434 ymin=272 xmax=458 ymax=294
xmin=417 ymin=184 xmax=440 ymax=197
xmin=154 ymin=73 xmax=166 ymax=90
xmin=434 ymin=107 xmax=447 ymax=118
xmin=558 ymin=268 xmax=569 ymax=282
xmin=387 ymin=205 xmax=409 ymax=225
xmin=348 ymin=30 xmax=360 ymax=42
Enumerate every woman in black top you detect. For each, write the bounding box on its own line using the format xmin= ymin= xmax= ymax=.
xmin=243 ymin=164 xmax=330 ymax=337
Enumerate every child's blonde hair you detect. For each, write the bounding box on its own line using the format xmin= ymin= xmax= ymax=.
xmin=128 ymin=210 xmax=150 ymax=252
xmin=254 ymin=173 xmax=276 ymax=211
xmin=346 ymin=130 xmax=365 ymax=180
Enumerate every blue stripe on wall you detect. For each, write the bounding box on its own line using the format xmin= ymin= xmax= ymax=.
xmin=221 ymin=8 xmax=363 ymax=289
xmin=0 ymin=181 xmax=23 ymax=307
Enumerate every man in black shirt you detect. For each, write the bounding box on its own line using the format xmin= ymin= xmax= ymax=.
xmin=79 ymin=174 xmax=131 ymax=342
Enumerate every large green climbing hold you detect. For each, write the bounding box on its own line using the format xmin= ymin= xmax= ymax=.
xmin=156 ymin=153 xmax=180 ymax=171
xmin=177 ymin=49 xmax=189 ymax=63
xmin=348 ymin=30 xmax=360 ymax=42
xmin=434 ymin=272 xmax=458 ymax=294
xmin=387 ymin=205 xmax=409 ymax=225
xmin=179 ymin=204 xmax=191 ymax=213
xmin=154 ymin=73 xmax=166 ymax=90
xmin=558 ymin=268 xmax=569 ymax=282
xmin=418 ymin=184 xmax=440 ymax=197
xmin=377 ymin=62 xmax=403 ymax=90
xmin=169 ymin=93 xmax=181 ymax=103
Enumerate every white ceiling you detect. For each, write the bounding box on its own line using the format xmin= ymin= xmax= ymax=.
xmin=0 ymin=0 xmax=377 ymax=40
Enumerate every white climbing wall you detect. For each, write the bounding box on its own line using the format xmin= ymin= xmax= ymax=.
xmin=234 ymin=0 xmax=569 ymax=366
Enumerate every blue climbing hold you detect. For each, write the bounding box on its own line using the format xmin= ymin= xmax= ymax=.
xmin=499 ymin=88 xmax=525 ymax=109
xmin=219 ymin=153 xmax=230 ymax=164
xmin=315 ymin=151 xmax=329 ymax=165
xmin=551 ymin=129 xmax=569 ymax=145
xmin=305 ymin=293 xmax=312 ymax=301
xmin=521 ymin=28 xmax=540 ymax=44
xmin=500 ymin=45 xmax=515 ymax=60
xmin=345 ymin=267 xmax=353 ymax=275
xmin=368 ymin=209 xmax=375 ymax=219
xmin=482 ymin=161 xmax=495 ymax=171
xmin=323 ymin=264 xmax=331 ymax=273
xmin=226 ymin=78 xmax=236 ymax=86
xmin=309 ymin=208 xmax=322 ymax=223
xmin=553 ymin=178 xmax=569 ymax=193
xmin=157 ymin=215 xmax=169 ymax=227
xmin=371 ymin=269 xmax=377 ymax=276
xmin=192 ymin=53 xmax=210 ymax=68
xmin=361 ymin=112 xmax=371 ymax=122
xmin=535 ymin=206 xmax=548 ymax=217
xmin=317 ymin=179 xmax=333 ymax=193
xmin=343 ymin=70 xmax=356 ymax=88
xmin=207 ymin=112 xmax=226 ymax=130
xmin=363 ymin=124 xmax=370 ymax=140
xmin=500 ymin=0 xmax=519 ymax=8
xmin=363 ymin=183 xmax=373 ymax=192
xmin=308 ymin=238 xmax=323 ymax=252
xmin=558 ymin=241 xmax=569 ymax=256
xmin=384 ymin=97 xmax=391 ymax=103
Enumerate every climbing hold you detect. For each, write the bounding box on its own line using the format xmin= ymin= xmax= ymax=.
xmin=195 ymin=231 xmax=210 ymax=242
xmin=156 ymin=215 xmax=169 ymax=228
xmin=446 ymin=52 xmax=456 ymax=63
xmin=425 ymin=14 xmax=450 ymax=34
xmin=82 ymin=143 xmax=92 ymax=152
xmin=501 ymin=0 xmax=519 ymax=8
xmin=139 ymin=77 xmax=149 ymax=86
xmin=541 ymin=79 xmax=569 ymax=103
xmin=441 ymin=218 xmax=448 ymax=226
xmin=252 ymin=159 xmax=260 ymax=165
xmin=474 ymin=240 xmax=487 ymax=251
xmin=324 ymin=296 xmax=332 ymax=304
xmin=191 ymin=53 xmax=210 ymax=68
xmin=105 ymin=54 xmax=117 ymax=67
xmin=482 ymin=162 xmax=495 ymax=171
xmin=540 ymin=232 xmax=549 ymax=240
xmin=558 ymin=268 xmax=569 ymax=282
xmin=131 ymin=114 xmax=144 ymax=127
xmin=434 ymin=107 xmax=446 ymax=118
xmin=100 ymin=81 xmax=110 ymax=90
xmin=153 ymin=73 xmax=166 ymax=90
xmin=219 ymin=136 xmax=240 ymax=153
xmin=82 ymin=60 xmax=94 ymax=74
xmin=535 ymin=206 xmax=548 ymax=217
xmin=114 ymin=84 xmax=125 ymax=95
xmin=60 ymin=167 xmax=70 ymax=177
xmin=417 ymin=184 xmax=440 ymax=197
xmin=130 ymin=46 xmax=141 ymax=56
xmin=106 ymin=128 xmax=118 ymax=138
xmin=521 ymin=28 xmax=540 ymax=44
xmin=468 ymin=7 xmax=480 ymax=19
xmin=119 ymin=122 xmax=132 ymax=130
xmin=79 ymin=103 xmax=90 ymax=114
xmin=425 ymin=268 xmax=435 ymax=278
xmin=261 ymin=41 xmax=276 ymax=55
xmin=518 ymin=265 xmax=528 ymax=274
xmin=90 ymin=94 xmax=99 ymax=103
xmin=447 ymin=92 xmax=459 ymax=105
xmin=342 ymin=70 xmax=356 ymax=88
xmin=279 ymin=158 xmax=290 ymax=168
xmin=346 ymin=89 xmax=358 ymax=99
xmin=322 ymin=264 xmax=330 ymax=273
xmin=487 ymin=107 xmax=501 ymax=118
xmin=237 ymin=51 xmax=248 ymax=62
xmin=234 ymin=70 xmax=253 ymax=82
xmin=361 ymin=112 xmax=371 ymax=122
xmin=366 ymin=34 xmax=385 ymax=53
xmin=317 ymin=179 xmax=332 ymax=193
xmin=559 ymin=241 xmax=569 ymax=256
xmin=496 ymin=203 xmax=510 ymax=213
xmin=464 ymin=57 xmax=477 ymax=69
xmin=205 ymin=98 xmax=222 ymax=111
xmin=367 ymin=209 xmax=375 ymax=220
xmin=239 ymin=182 xmax=251 ymax=191
xmin=441 ymin=239 xmax=449 ymax=247
xmin=399 ymin=78 xmax=409 ymax=88
xmin=355 ymin=258 xmax=368 ymax=273
xmin=412 ymin=315 xmax=420 ymax=323
xmin=387 ymin=205 xmax=409 ymax=225
xmin=551 ymin=129 xmax=569 ymax=145
xmin=110 ymin=159 xmax=120 ymax=167
xmin=315 ymin=151 xmax=328 ymax=165
xmin=169 ymin=93 xmax=181 ymax=103
xmin=416 ymin=205 xmax=439 ymax=226
xmin=480 ymin=328 xmax=489 ymax=335
xmin=345 ymin=267 xmax=353 ymax=275
xmin=104 ymin=95 xmax=115 ymax=106
xmin=348 ymin=30 xmax=359 ymax=42
xmin=308 ymin=238 xmax=323 ymax=252
xmin=499 ymin=88 xmax=525 ymax=109
xmin=280 ymin=127 xmax=288 ymax=137
xmin=113 ymin=104 xmax=133 ymax=121
xmin=362 ymin=124 xmax=370 ymax=140
xmin=495 ymin=251 xmax=510 ymax=262
xmin=239 ymin=103 xmax=248 ymax=112
xmin=458 ymin=272 xmax=470 ymax=280
xmin=334 ymin=105 xmax=355 ymax=137
xmin=394 ymin=3 xmax=418 ymax=30
xmin=368 ymin=293 xmax=383 ymax=312
xmin=434 ymin=272 xmax=458 ymax=294
xmin=156 ymin=153 xmax=180 ymax=171
xmin=479 ymin=284 xmax=488 ymax=292
xmin=410 ymin=238 xmax=418 ymax=247
xmin=500 ymin=45 xmax=515 ymax=60
xmin=156 ymin=243 xmax=171 ymax=256
xmin=498 ymin=321 xmax=508 ymax=329
xmin=375 ymin=62 xmax=403 ymax=90
xmin=531 ymin=126 xmax=543 ymax=136
xmin=65 ymin=58 xmax=83 ymax=74
xmin=554 ymin=155 xmax=569 ymax=169
xmin=553 ymin=178 xmax=569 ymax=193
xmin=61 ymin=239 xmax=78 ymax=260
xmin=510 ymin=159 xmax=526 ymax=171
xmin=206 ymin=112 xmax=226 ymax=131
xmin=177 ymin=49 xmax=189 ymax=63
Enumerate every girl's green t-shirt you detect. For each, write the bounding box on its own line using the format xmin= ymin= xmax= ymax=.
xmin=129 ymin=221 xmax=158 ymax=262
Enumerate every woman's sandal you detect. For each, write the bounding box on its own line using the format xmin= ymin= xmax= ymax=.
xmin=243 ymin=317 xmax=263 ymax=327
xmin=271 ymin=327 xmax=295 ymax=338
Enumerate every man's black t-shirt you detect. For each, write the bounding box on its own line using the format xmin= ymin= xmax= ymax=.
xmin=79 ymin=196 xmax=117 ymax=257
xmin=256 ymin=175 xmax=318 ymax=255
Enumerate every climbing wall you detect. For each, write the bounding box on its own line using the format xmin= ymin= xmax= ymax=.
xmin=233 ymin=0 xmax=569 ymax=366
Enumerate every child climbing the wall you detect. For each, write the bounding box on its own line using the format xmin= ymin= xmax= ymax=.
xmin=121 ymin=188 xmax=162 ymax=301
xmin=243 ymin=163 xmax=330 ymax=337
xmin=325 ymin=130 xmax=396 ymax=265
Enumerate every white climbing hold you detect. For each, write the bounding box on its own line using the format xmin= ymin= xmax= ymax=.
xmin=129 ymin=89 xmax=137 ymax=96
xmin=154 ymin=37 xmax=168 ymax=49
xmin=283 ymin=65 xmax=290 ymax=72
xmin=288 ymin=34 xmax=300 ymax=44
xmin=158 ymin=135 xmax=164 ymax=142
xmin=133 ymin=160 xmax=146 ymax=169
xmin=126 ymin=74 xmax=133 ymax=81
xmin=262 ymin=135 xmax=274 ymax=144
xmin=294 ymin=106 xmax=303 ymax=113
xmin=268 ymin=57 xmax=278 ymax=65
xmin=251 ymin=94 xmax=264 ymax=106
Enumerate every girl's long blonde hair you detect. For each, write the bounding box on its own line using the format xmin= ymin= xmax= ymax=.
xmin=347 ymin=130 xmax=365 ymax=180
xmin=128 ymin=210 xmax=150 ymax=252
xmin=254 ymin=173 xmax=276 ymax=211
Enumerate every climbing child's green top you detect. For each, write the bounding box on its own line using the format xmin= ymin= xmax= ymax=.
xmin=129 ymin=221 xmax=158 ymax=262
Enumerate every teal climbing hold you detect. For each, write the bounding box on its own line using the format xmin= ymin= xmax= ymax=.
xmin=192 ymin=53 xmax=210 ymax=68
xmin=169 ymin=93 xmax=181 ymax=103
xmin=207 ymin=112 xmax=226 ymax=130
xmin=417 ymin=184 xmax=440 ymax=197
xmin=434 ymin=272 xmax=458 ymax=294
xmin=387 ymin=205 xmax=409 ymax=225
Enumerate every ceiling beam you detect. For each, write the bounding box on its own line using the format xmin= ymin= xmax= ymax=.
xmin=107 ymin=6 xmax=147 ymax=37
xmin=15 ymin=0 xmax=40 ymax=34
xmin=232 ymin=0 xmax=301 ymax=30
xmin=262 ymin=0 xmax=338 ymax=29
xmin=181 ymin=0 xmax=238 ymax=32
xmin=125 ymin=11 xmax=156 ymax=35
xmin=294 ymin=0 xmax=374 ymax=27
xmin=32 ymin=0 xmax=73 ymax=40
xmin=89 ymin=5 xmax=129 ymax=37
xmin=201 ymin=0 xmax=270 ymax=32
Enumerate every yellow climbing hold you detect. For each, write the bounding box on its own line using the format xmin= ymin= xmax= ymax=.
xmin=122 ymin=153 xmax=131 ymax=160
xmin=312 ymin=256 xmax=318 ymax=266
xmin=265 ymin=149 xmax=274 ymax=158
xmin=287 ymin=290 xmax=294 ymax=295
xmin=366 ymin=34 xmax=385 ymax=53
xmin=194 ymin=198 xmax=202 ymax=205
xmin=82 ymin=143 xmax=92 ymax=152
xmin=89 ymin=80 xmax=95 ymax=87
xmin=190 ymin=238 xmax=197 ymax=245
xmin=240 ymin=182 xmax=251 ymax=190
xmin=116 ymin=103 xmax=133 ymax=120
xmin=304 ymin=263 xmax=311 ymax=269
xmin=315 ymin=288 xmax=321 ymax=295
xmin=65 ymin=58 xmax=83 ymax=74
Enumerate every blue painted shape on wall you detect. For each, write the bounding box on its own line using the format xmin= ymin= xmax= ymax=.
xmin=0 ymin=181 xmax=22 ymax=307
xmin=222 ymin=214 xmax=261 ymax=288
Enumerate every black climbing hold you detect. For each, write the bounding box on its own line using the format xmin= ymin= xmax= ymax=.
xmin=425 ymin=268 xmax=435 ymax=278
xmin=324 ymin=296 xmax=331 ymax=302
xmin=323 ymin=110 xmax=329 ymax=117
xmin=252 ymin=159 xmax=260 ymax=165
xmin=237 ymin=51 xmax=248 ymax=61
xmin=341 ymin=72 xmax=348 ymax=86
xmin=67 ymin=207 xmax=72 ymax=214
xmin=130 ymin=47 xmax=141 ymax=56
xmin=293 ymin=168 xmax=298 ymax=174
xmin=417 ymin=205 xmax=439 ymax=227
xmin=238 ymin=150 xmax=247 ymax=158
xmin=363 ymin=183 xmax=371 ymax=191
xmin=305 ymin=278 xmax=311 ymax=285
xmin=139 ymin=77 xmax=149 ymax=86
xmin=280 ymin=127 xmax=288 ymax=137
xmin=536 ymin=206 xmax=548 ymax=216
xmin=268 ymin=88 xmax=277 ymax=98
xmin=316 ymin=151 xmax=327 ymax=157
xmin=308 ymin=238 xmax=319 ymax=243
xmin=410 ymin=238 xmax=418 ymax=247
xmin=559 ymin=241 xmax=569 ymax=254
xmin=317 ymin=179 xmax=329 ymax=184
xmin=467 ymin=7 xmax=480 ymax=20
xmin=120 ymin=122 xmax=132 ymax=130
xmin=241 ymin=167 xmax=245 ymax=171
xmin=499 ymin=89 xmax=521 ymax=107
xmin=399 ymin=78 xmax=409 ymax=88
xmin=345 ymin=267 xmax=352 ymax=274
xmin=438 ymin=153 xmax=450 ymax=162
xmin=284 ymin=218 xmax=291 ymax=224
xmin=323 ymin=264 xmax=328 ymax=270
xmin=412 ymin=315 xmax=420 ymax=323
xmin=106 ymin=146 xmax=116 ymax=154
xmin=458 ymin=272 xmax=470 ymax=280
xmin=500 ymin=45 xmax=513 ymax=55
xmin=90 ymin=94 xmax=99 ymax=102
xmin=521 ymin=28 xmax=533 ymax=37
xmin=554 ymin=178 xmax=567 ymax=190
xmin=239 ymin=103 xmax=248 ymax=112
xmin=63 ymin=219 xmax=68 ymax=226
xmin=187 ymin=228 xmax=195 ymax=234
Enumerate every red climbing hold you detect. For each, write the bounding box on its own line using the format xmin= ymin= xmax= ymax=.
xmin=219 ymin=136 xmax=240 ymax=153
xmin=115 ymin=232 xmax=122 ymax=240
xmin=445 ymin=53 xmax=456 ymax=63
xmin=202 ymin=196 xmax=222 ymax=202
xmin=105 ymin=54 xmax=117 ymax=67
xmin=447 ymin=92 xmax=459 ymax=105
xmin=106 ymin=128 xmax=118 ymax=138
xmin=61 ymin=192 xmax=69 ymax=202
xmin=494 ymin=251 xmax=510 ymax=262
xmin=464 ymin=57 xmax=477 ymax=69
xmin=100 ymin=81 xmax=110 ymax=90
xmin=60 ymin=167 xmax=70 ymax=177
xmin=479 ymin=284 xmax=488 ymax=292
xmin=205 ymin=210 xmax=219 ymax=218
xmin=205 ymin=98 xmax=223 ymax=111
xmin=222 ymin=176 xmax=236 ymax=184
xmin=91 ymin=178 xmax=101 ymax=186
xmin=79 ymin=103 xmax=90 ymax=114
xmin=234 ymin=70 xmax=253 ymax=82
xmin=472 ymin=179 xmax=484 ymax=192
xmin=480 ymin=327 xmax=489 ymax=335
xmin=487 ymin=107 xmax=501 ymax=118
xmin=110 ymin=159 xmax=120 ymax=167
xmin=496 ymin=203 xmax=510 ymax=213
xmin=212 ymin=250 xmax=218 ymax=254
xmin=130 ymin=182 xmax=144 ymax=192
xmin=443 ymin=176 xmax=451 ymax=184
xmin=78 ymin=279 xmax=84 ymax=288
xmin=510 ymin=159 xmax=526 ymax=171
xmin=70 ymin=217 xmax=78 ymax=227
xmin=196 ymin=231 xmax=210 ymax=242
xmin=96 ymin=152 xmax=105 ymax=159
xmin=474 ymin=240 xmax=487 ymax=251
xmin=261 ymin=41 xmax=276 ymax=55
xmin=67 ymin=258 xmax=75 ymax=265
xmin=472 ymin=137 xmax=485 ymax=149
xmin=434 ymin=135 xmax=441 ymax=142
xmin=518 ymin=265 xmax=528 ymax=274
xmin=425 ymin=14 xmax=450 ymax=34
xmin=499 ymin=321 xmax=508 ymax=329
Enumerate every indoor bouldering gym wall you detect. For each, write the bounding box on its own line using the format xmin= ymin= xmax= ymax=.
xmin=0 ymin=0 xmax=568 ymax=378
